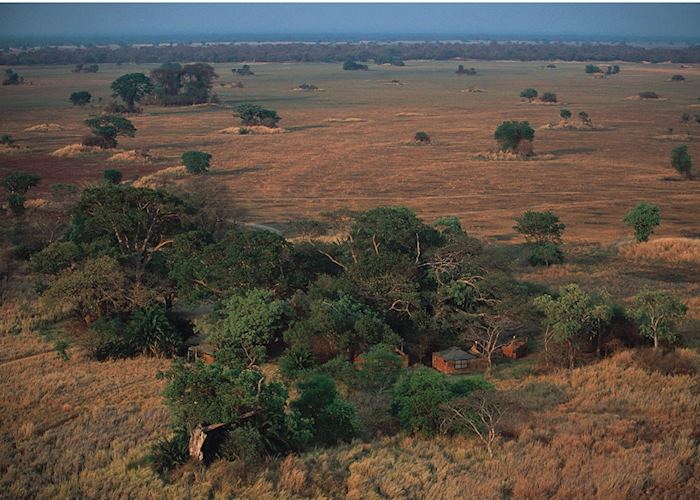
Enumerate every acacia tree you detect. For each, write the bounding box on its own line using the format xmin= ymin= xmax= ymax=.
xmin=83 ymin=114 xmax=136 ymax=148
xmin=560 ymin=108 xmax=572 ymax=121
xmin=631 ymin=289 xmax=687 ymax=349
xmin=623 ymin=203 xmax=660 ymax=242
xmin=466 ymin=314 xmax=515 ymax=372
xmin=513 ymin=210 xmax=565 ymax=244
xmin=533 ymin=284 xmax=613 ymax=368
xmin=111 ymin=73 xmax=153 ymax=111
xmin=2 ymin=171 xmax=40 ymax=194
xmin=235 ymin=104 xmax=280 ymax=127
xmin=519 ymin=88 xmax=538 ymax=102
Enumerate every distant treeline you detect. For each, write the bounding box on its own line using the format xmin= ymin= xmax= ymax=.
xmin=2 ymin=41 xmax=700 ymax=65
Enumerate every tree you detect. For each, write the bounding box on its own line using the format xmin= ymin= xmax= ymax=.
xmin=291 ymin=373 xmax=357 ymax=446
xmin=670 ymin=74 xmax=685 ymax=81
xmin=559 ymin=108 xmax=572 ymax=121
xmin=519 ymin=88 xmax=538 ymax=102
xmin=356 ymin=344 xmax=405 ymax=394
xmin=440 ymin=391 xmax=520 ymax=458
xmin=494 ymin=121 xmax=535 ymax=152
xmin=232 ymin=64 xmax=254 ymax=76
xmin=110 ymin=73 xmax=153 ymax=111
xmin=342 ymin=60 xmax=368 ymax=71
xmin=585 ymin=64 xmax=601 ymax=74
xmin=414 ymin=131 xmax=430 ymax=143
xmin=103 ymin=169 xmax=122 ymax=185
xmin=2 ymin=68 xmax=20 ymax=85
xmin=126 ymin=305 xmax=180 ymax=356
xmin=150 ymin=62 xmax=183 ymax=97
xmin=207 ymin=289 xmax=292 ymax=368
xmin=69 ymin=184 xmax=193 ymax=271
xmin=181 ymin=151 xmax=211 ymax=174
xmin=83 ymin=114 xmax=136 ymax=148
xmin=540 ymin=92 xmax=557 ymax=103
xmin=69 ymin=91 xmax=92 ymax=106
xmin=631 ymin=289 xmax=687 ymax=350
xmin=31 ymin=241 xmax=82 ymax=274
xmin=578 ymin=111 xmax=591 ymax=125
xmin=41 ymin=256 xmax=130 ymax=324
xmin=7 ymin=193 xmax=26 ymax=216
xmin=456 ymin=65 xmax=476 ymax=75
xmin=671 ymin=145 xmax=693 ymax=179
xmin=235 ymin=103 xmax=281 ymax=128
xmin=2 ymin=171 xmax=40 ymax=194
xmin=466 ymin=314 xmax=515 ymax=372
xmin=533 ymin=284 xmax=613 ymax=368
xmin=623 ymin=203 xmax=660 ymax=242
xmin=513 ymin=210 xmax=565 ymax=245
xmin=180 ymin=63 xmax=218 ymax=104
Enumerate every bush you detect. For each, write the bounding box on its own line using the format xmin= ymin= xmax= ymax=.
xmin=148 ymin=431 xmax=189 ymax=476
xmin=559 ymin=108 xmax=572 ymax=120
xmin=31 ymin=241 xmax=81 ymax=274
xmin=456 ymin=65 xmax=476 ymax=75
xmin=638 ymin=91 xmax=659 ymax=99
xmin=279 ymin=346 xmax=315 ymax=380
xmin=217 ymin=425 xmax=264 ymax=464
xmin=126 ymin=306 xmax=181 ymax=357
xmin=2 ymin=171 xmax=40 ymax=194
xmin=585 ymin=64 xmax=601 ymax=74
xmin=529 ymin=242 xmax=564 ymax=266
xmin=670 ymin=74 xmax=685 ymax=81
xmin=103 ymin=102 xmax=130 ymax=114
xmin=515 ymin=139 xmax=534 ymax=157
xmin=390 ymin=367 xmax=453 ymax=436
xmin=540 ymin=92 xmax=557 ymax=103
xmin=519 ymin=88 xmax=538 ymax=101
xmin=494 ymin=121 xmax=535 ymax=152
xmin=103 ymin=169 xmax=123 ymax=185
xmin=235 ymin=104 xmax=280 ymax=127
xmin=623 ymin=203 xmax=660 ymax=242
xmin=82 ymin=134 xmax=113 ymax=148
xmin=7 ymin=193 xmax=26 ymax=215
xmin=671 ymin=145 xmax=693 ymax=179
xmin=342 ymin=60 xmax=368 ymax=71
xmin=181 ymin=151 xmax=212 ymax=174
xmin=69 ymin=91 xmax=92 ymax=106
xmin=414 ymin=131 xmax=430 ymax=143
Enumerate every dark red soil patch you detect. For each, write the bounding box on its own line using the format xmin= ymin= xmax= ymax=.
xmin=0 ymin=154 xmax=164 ymax=195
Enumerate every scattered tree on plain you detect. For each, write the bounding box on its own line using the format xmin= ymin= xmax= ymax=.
xmin=623 ymin=203 xmax=660 ymax=242
xmin=235 ymin=103 xmax=281 ymax=127
xmin=181 ymin=151 xmax=212 ymax=174
xmin=2 ymin=68 xmax=21 ymax=85
xmin=110 ymin=73 xmax=153 ymax=112
xmin=69 ymin=91 xmax=92 ymax=106
xmin=342 ymin=60 xmax=368 ymax=71
xmin=519 ymin=88 xmax=538 ymax=102
xmin=671 ymin=145 xmax=693 ymax=179
xmin=103 ymin=169 xmax=122 ymax=185
xmin=494 ymin=121 xmax=535 ymax=152
xmin=560 ymin=108 xmax=572 ymax=121
xmin=83 ymin=114 xmax=136 ymax=148
xmin=414 ymin=131 xmax=431 ymax=143
xmin=631 ymin=288 xmax=687 ymax=350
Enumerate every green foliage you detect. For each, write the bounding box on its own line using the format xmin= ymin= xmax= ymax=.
xmin=342 ymin=60 xmax=368 ymax=71
xmin=53 ymin=339 xmax=70 ymax=361
xmin=2 ymin=68 xmax=20 ymax=85
xmin=519 ymin=88 xmax=538 ymax=100
xmin=534 ymin=284 xmax=613 ymax=368
xmin=7 ymin=193 xmax=26 ymax=215
xmin=391 ymin=366 xmax=482 ymax=436
xmin=102 ymin=169 xmax=122 ymax=185
xmin=181 ymin=151 xmax=212 ymax=174
xmin=356 ymin=344 xmax=404 ymax=393
xmin=207 ymin=289 xmax=292 ymax=367
xmin=671 ymin=145 xmax=693 ymax=179
xmin=279 ymin=346 xmax=315 ymax=380
xmin=168 ymin=229 xmax=290 ymax=303
xmin=559 ymin=108 xmax=572 ymax=120
xmin=42 ymin=256 xmax=130 ymax=323
xmin=631 ymin=289 xmax=687 ymax=349
xmin=69 ymin=91 xmax=92 ymax=106
xmin=456 ymin=65 xmax=476 ymax=75
xmin=292 ymin=373 xmax=358 ymax=446
xmin=151 ymin=62 xmax=218 ymax=105
xmin=540 ymin=92 xmax=557 ymax=103
xmin=2 ymin=171 xmax=40 ymax=194
xmin=110 ymin=72 xmax=153 ymax=111
xmin=494 ymin=121 xmax=535 ymax=152
xmin=234 ymin=103 xmax=280 ymax=127
xmin=585 ymin=64 xmax=601 ymax=74
xmin=414 ymin=131 xmax=430 ymax=143
xmin=126 ymin=306 xmax=180 ymax=356
xmin=0 ymin=134 xmax=14 ymax=145
xmin=148 ymin=431 xmax=189 ymax=476
xmin=529 ymin=242 xmax=564 ymax=266
xmin=670 ymin=74 xmax=685 ymax=81
xmin=514 ymin=210 xmax=565 ymax=244
xmin=31 ymin=241 xmax=82 ymax=274
xmin=623 ymin=203 xmax=660 ymax=242
xmin=217 ymin=425 xmax=264 ymax=464
xmin=84 ymin=114 xmax=136 ymax=148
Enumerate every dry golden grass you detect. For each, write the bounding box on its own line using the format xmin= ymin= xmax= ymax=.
xmin=24 ymin=123 xmax=64 ymax=132
xmin=130 ymin=165 xmax=186 ymax=188
xmin=618 ymin=237 xmax=700 ymax=266
xmin=50 ymin=144 xmax=101 ymax=158
xmin=107 ymin=149 xmax=156 ymax=163
xmin=218 ymin=126 xmax=286 ymax=135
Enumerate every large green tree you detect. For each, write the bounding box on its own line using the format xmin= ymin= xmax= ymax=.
xmin=631 ymin=289 xmax=687 ymax=349
xmin=494 ymin=121 xmax=535 ymax=152
xmin=623 ymin=203 xmax=660 ymax=242
xmin=84 ymin=114 xmax=136 ymax=148
xmin=110 ymin=72 xmax=153 ymax=111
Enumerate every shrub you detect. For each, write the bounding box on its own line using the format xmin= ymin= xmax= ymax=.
xmin=515 ymin=139 xmax=534 ymax=157
xmin=279 ymin=346 xmax=315 ymax=380
xmin=456 ymin=65 xmax=477 ymax=75
xmin=2 ymin=171 xmax=40 ymax=194
xmin=148 ymin=431 xmax=189 ymax=476
xmin=342 ymin=60 xmax=368 ymax=71
xmin=126 ymin=306 xmax=181 ymax=357
xmin=103 ymin=169 xmax=123 ymax=185
xmin=529 ymin=242 xmax=564 ymax=266
xmin=356 ymin=344 xmax=405 ymax=394
xmin=69 ymin=91 xmax=92 ymax=106
xmin=671 ymin=145 xmax=693 ymax=179
xmin=585 ymin=64 xmax=601 ymax=74
xmin=414 ymin=131 xmax=430 ymax=143
xmin=579 ymin=111 xmax=591 ymax=125
xmin=217 ymin=425 xmax=264 ymax=464
xmin=391 ymin=367 xmax=453 ymax=436
xmin=519 ymin=88 xmax=538 ymax=101
xmin=31 ymin=241 xmax=82 ymax=274
xmin=540 ymin=92 xmax=557 ymax=103
xmin=7 ymin=193 xmax=26 ymax=215
xmin=638 ymin=91 xmax=659 ymax=99
xmin=559 ymin=108 xmax=572 ymax=120
xmin=494 ymin=121 xmax=535 ymax=152
xmin=514 ymin=210 xmax=565 ymax=244
xmin=670 ymin=74 xmax=685 ymax=81
xmin=181 ymin=150 xmax=212 ymax=174
xmin=623 ymin=203 xmax=660 ymax=242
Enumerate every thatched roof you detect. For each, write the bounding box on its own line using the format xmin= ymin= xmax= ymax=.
xmin=435 ymin=346 xmax=475 ymax=361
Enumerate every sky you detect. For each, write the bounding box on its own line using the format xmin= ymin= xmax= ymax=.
xmin=1 ymin=3 xmax=700 ymax=42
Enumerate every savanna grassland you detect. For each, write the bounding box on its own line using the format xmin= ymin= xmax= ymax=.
xmin=1 ymin=60 xmax=699 ymax=499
